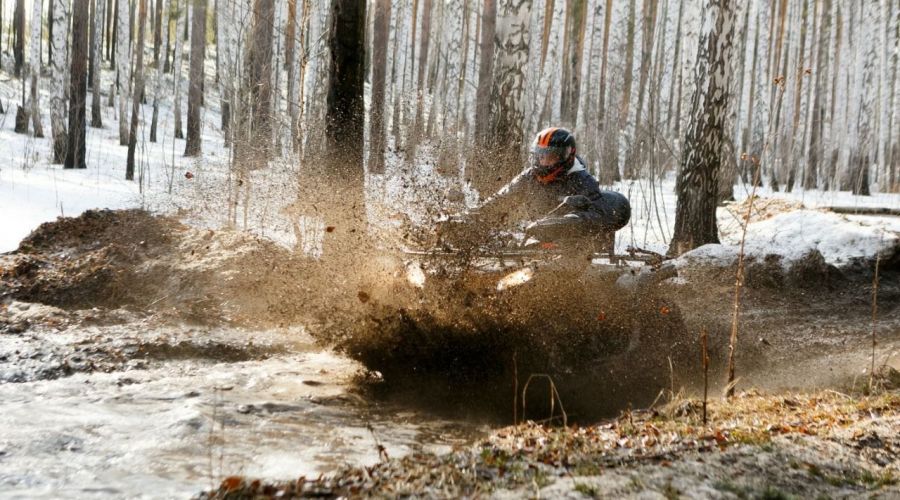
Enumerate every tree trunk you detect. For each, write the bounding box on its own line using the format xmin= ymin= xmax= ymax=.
xmin=14 ymin=0 xmax=25 ymax=77
xmin=559 ymin=0 xmax=587 ymax=125
xmin=236 ymin=0 xmax=276 ymax=168
xmin=48 ymin=0 xmax=53 ymax=66
xmin=369 ymin=0 xmax=391 ymax=174
xmin=804 ymin=0 xmax=830 ymax=190
xmin=851 ymin=0 xmax=876 ymax=196
xmin=1 ymin=0 xmax=4 ymax=74
xmin=596 ymin=0 xmax=615 ymax=184
xmin=150 ymin=0 xmax=169 ymax=141
xmin=479 ymin=0 xmax=532 ymax=194
xmin=117 ymin=0 xmax=131 ymax=144
xmin=173 ymin=0 xmax=186 ymax=139
xmin=66 ymin=0 xmax=91 ymax=169
xmin=306 ymin=0 xmax=367 ymax=256
xmin=474 ymin=0 xmax=496 ymax=146
xmin=623 ymin=0 xmax=658 ymax=179
xmin=105 ymin=0 xmax=114 ymax=60
xmin=29 ymin=0 xmax=45 ymax=137
xmin=184 ymin=0 xmax=206 ymax=156
xmin=153 ymin=0 xmax=162 ymax=64
xmin=91 ymin=0 xmax=105 ymax=127
xmin=617 ymin=0 xmax=636 ymax=130
xmin=49 ymin=0 xmax=70 ymax=162
xmin=126 ymin=0 xmax=148 ymax=180
xmin=406 ymin=0 xmax=433 ymax=160
xmin=669 ymin=0 xmax=736 ymax=256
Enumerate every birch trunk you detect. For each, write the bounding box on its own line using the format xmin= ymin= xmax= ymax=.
xmin=117 ymin=0 xmax=131 ymax=144
xmin=49 ymin=0 xmax=70 ymax=162
xmin=91 ymin=0 xmax=105 ymax=127
xmin=669 ymin=0 xmax=737 ymax=255
xmin=149 ymin=0 xmax=169 ymax=141
xmin=127 ymin=0 xmax=148 ymax=180
xmin=173 ymin=0 xmax=186 ymax=138
xmin=29 ymin=0 xmax=45 ymax=137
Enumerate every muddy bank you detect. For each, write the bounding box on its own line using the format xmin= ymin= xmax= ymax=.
xmin=0 ymin=209 xmax=335 ymax=327
xmin=201 ymin=389 xmax=900 ymax=498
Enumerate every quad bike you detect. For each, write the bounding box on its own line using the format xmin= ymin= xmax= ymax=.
xmin=347 ymin=211 xmax=690 ymax=420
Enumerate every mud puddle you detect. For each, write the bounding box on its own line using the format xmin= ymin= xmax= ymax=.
xmin=0 ymin=319 xmax=485 ymax=499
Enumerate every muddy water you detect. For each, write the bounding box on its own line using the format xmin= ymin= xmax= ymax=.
xmin=0 ymin=321 xmax=484 ymax=499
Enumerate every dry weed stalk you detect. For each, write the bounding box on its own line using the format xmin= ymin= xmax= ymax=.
xmin=512 ymin=351 xmax=519 ymax=426
xmin=701 ymin=327 xmax=709 ymax=425
xmin=521 ymin=374 xmax=567 ymax=427
xmin=726 ymin=155 xmax=761 ymax=398
xmin=868 ymin=251 xmax=880 ymax=392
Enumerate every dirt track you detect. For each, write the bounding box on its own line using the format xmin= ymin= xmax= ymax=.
xmin=1 ymin=209 xmax=899 ymax=497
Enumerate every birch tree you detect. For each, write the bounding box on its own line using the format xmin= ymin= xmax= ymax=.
xmin=126 ymin=0 xmax=148 ymax=180
xmin=28 ymin=0 xmax=45 ymax=137
xmin=117 ymin=0 xmax=131 ymax=144
xmin=482 ymin=0 xmax=532 ymax=193
xmin=850 ymin=0 xmax=876 ymax=196
xmin=669 ymin=0 xmax=736 ymax=255
xmin=90 ymin=0 xmax=106 ymax=127
xmin=49 ymin=0 xmax=70 ymax=162
xmin=173 ymin=0 xmax=186 ymax=138
xmin=149 ymin=0 xmax=169 ymax=142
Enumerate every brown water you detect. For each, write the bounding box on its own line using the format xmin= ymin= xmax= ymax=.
xmin=0 ymin=319 xmax=485 ymax=499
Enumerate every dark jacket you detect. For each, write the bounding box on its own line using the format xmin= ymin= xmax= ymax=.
xmin=475 ymin=157 xmax=630 ymax=237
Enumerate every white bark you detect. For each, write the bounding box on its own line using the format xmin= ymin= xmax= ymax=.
xmin=91 ymin=0 xmax=106 ymax=126
xmin=49 ymin=0 xmax=69 ymax=161
xmin=117 ymin=0 xmax=131 ymax=144
xmin=173 ymin=0 xmax=186 ymax=137
xmin=29 ymin=0 xmax=45 ymax=136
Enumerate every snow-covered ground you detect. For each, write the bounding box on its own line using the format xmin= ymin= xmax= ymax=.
xmin=1 ymin=67 xmax=898 ymax=267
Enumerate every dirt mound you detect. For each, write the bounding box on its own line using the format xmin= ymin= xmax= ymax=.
xmin=1 ymin=209 xmax=324 ymax=326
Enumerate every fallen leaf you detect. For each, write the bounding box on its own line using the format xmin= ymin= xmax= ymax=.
xmin=221 ymin=476 xmax=243 ymax=491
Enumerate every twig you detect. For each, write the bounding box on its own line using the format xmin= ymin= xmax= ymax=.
xmin=869 ymin=251 xmax=880 ymax=392
xmin=701 ymin=328 xmax=709 ymax=426
xmin=726 ymin=156 xmax=761 ymax=398
xmin=512 ymin=350 xmax=518 ymax=427
xmin=521 ymin=374 xmax=567 ymax=427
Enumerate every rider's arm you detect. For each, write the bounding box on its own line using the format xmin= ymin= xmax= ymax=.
xmin=474 ymin=171 xmax=530 ymax=225
xmin=567 ymin=173 xmax=631 ymax=231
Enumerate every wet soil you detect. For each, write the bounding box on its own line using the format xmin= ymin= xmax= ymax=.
xmin=2 ymin=209 xmax=899 ymax=497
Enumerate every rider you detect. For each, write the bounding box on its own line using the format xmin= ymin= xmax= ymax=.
xmin=465 ymin=127 xmax=630 ymax=252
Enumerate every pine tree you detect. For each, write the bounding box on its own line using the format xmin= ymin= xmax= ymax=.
xmin=66 ymin=0 xmax=91 ymax=169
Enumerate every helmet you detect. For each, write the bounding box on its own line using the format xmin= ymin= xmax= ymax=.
xmin=530 ymin=127 xmax=576 ymax=178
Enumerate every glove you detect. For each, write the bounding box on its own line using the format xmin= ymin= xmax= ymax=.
xmin=562 ymin=195 xmax=591 ymax=210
